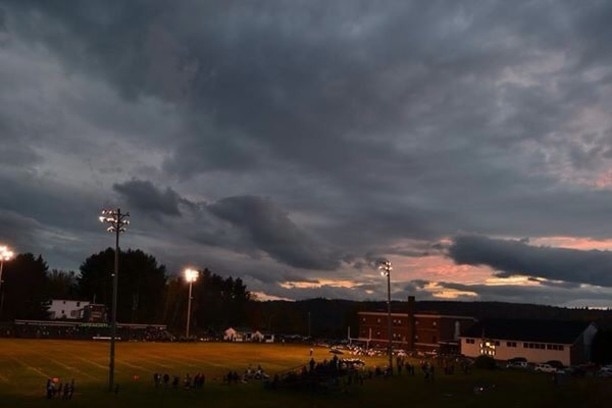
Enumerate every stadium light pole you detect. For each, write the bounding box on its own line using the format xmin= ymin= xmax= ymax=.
xmin=99 ymin=208 xmax=129 ymax=392
xmin=379 ymin=259 xmax=393 ymax=374
xmin=0 ymin=245 xmax=15 ymax=318
xmin=184 ymin=268 xmax=199 ymax=339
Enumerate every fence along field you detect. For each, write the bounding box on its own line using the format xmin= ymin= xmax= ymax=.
xmin=0 ymin=339 xmax=609 ymax=408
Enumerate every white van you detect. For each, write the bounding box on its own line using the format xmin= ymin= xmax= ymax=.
xmin=506 ymin=361 xmax=528 ymax=369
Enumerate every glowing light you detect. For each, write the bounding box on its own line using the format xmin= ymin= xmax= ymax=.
xmin=0 ymin=246 xmax=14 ymax=261
xmin=378 ymin=259 xmax=392 ymax=276
xmin=184 ymin=268 xmax=199 ymax=283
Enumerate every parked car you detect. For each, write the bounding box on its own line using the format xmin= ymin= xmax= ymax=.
xmin=506 ymin=361 xmax=529 ymax=369
xmin=534 ymin=363 xmax=557 ymax=373
xmin=566 ymin=363 xmax=598 ymax=377
xmin=545 ymin=360 xmax=565 ymax=370
xmin=597 ymin=365 xmax=612 ymax=378
xmin=506 ymin=357 xmax=528 ymax=369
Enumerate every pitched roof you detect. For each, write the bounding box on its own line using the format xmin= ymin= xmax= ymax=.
xmin=462 ymin=319 xmax=593 ymax=344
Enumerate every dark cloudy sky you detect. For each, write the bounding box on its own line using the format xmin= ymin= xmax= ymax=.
xmin=1 ymin=1 xmax=612 ymax=307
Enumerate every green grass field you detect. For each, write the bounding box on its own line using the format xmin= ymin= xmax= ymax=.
xmin=0 ymin=339 xmax=608 ymax=407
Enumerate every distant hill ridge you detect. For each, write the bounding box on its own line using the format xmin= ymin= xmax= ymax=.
xmin=253 ymin=298 xmax=612 ymax=338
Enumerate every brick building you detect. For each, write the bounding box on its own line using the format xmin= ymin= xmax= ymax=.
xmin=356 ymin=296 xmax=476 ymax=354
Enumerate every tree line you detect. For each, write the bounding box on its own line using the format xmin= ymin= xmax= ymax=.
xmin=0 ymin=249 xmax=252 ymax=334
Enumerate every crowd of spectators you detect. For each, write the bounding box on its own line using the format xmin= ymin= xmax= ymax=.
xmin=0 ymin=322 xmax=172 ymax=342
xmin=152 ymin=372 xmax=206 ymax=389
xmin=266 ymin=354 xmax=367 ymax=392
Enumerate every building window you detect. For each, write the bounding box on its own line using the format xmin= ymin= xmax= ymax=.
xmin=77 ymin=302 xmax=80 ymax=307
xmin=480 ymin=340 xmax=496 ymax=357
xmin=362 ymin=317 xmax=366 ymax=322
xmin=507 ymin=341 xmax=517 ymax=347
xmin=466 ymin=338 xmax=475 ymax=344
xmin=433 ymin=321 xmax=437 ymax=326
xmin=377 ymin=318 xmax=381 ymax=323
xmin=494 ymin=341 xmax=500 ymax=346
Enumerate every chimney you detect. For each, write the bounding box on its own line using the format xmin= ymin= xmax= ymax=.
xmin=407 ymin=296 xmax=415 ymax=315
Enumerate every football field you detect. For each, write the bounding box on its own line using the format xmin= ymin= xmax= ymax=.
xmin=0 ymin=339 xmax=607 ymax=408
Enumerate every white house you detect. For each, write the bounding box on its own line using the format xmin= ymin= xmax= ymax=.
xmin=224 ymin=327 xmax=241 ymax=341
xmin=249 ymin=330 xmax=265 ymax=342
xmin=223 ymin=328 xmax=275 ymax=343
xmin=47 ymin=299 xmax=90 ymax=320
xmin=460 ymin=319 xmax=597 ymax=366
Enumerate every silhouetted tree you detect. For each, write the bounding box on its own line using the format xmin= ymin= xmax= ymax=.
xmin=77 ymin=248 xmax=167 ymax=323
xmin=592 ymin=329 xmax=612 ymax=364
xmin=46 ymin=269 xmax=78 ymax=299
xmin=1 ymin=253 xmax=49 ymax=320
xmin=190 ymin=268 xmax=251 ymax=332
xmin=161 ymin=277 xmax=185 ymax=331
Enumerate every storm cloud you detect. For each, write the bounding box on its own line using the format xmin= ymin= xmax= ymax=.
xmin=448 ymin=235 xmax=612 ymax=287
xmin=1 ymin=1 xmax=612 ymax=304
xmin=208 ymin=196 xmax=341 ymax=270
xmin=113 ymin=179 xmax=182 ymax=217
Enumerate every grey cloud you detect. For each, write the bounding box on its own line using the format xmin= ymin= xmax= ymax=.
xmin=448 ymin=235 xmax=612 ymax=287
xmin=249 ymin=281 xmax=381 ymax=302
xmin=434 ymin=280 xmax=612 ymax=308
xmin=208 ymin=195 xmax=341 ymax=270
xmin=526 ymin=277 xmax=581 ymax=289
xmin=2 ymin=1 xmax=612 ymax=306
xmin=113 ymin=179 xmax=182 ymax=217
xmin=0 ymin=209 xmax=42 ymax=252
xmin=126 ymin=188 xmax=345 ymax=273
xmin=401 ymin=279 xmax=430 ymax=294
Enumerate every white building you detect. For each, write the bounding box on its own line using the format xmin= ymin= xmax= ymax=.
xmin=47 ymin=299 xmax=90 ymax=320
xmin=460 ymin=319 xmax=597 ymax=366
xmin=223 ymin=327 xmax=275 ymax=343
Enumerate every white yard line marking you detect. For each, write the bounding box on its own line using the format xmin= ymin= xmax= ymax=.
xmin=117 ymin=360 xmax=147 ymax=371
xmin=44 ymin=357 xmax=99 ymax=380
xmin=132 ymin=354 xmax=198 ymax=369
xmin=76 ymin=356 xmax=117 ymax=372
xmin=10 ymin=356 xmax=50 ymax=379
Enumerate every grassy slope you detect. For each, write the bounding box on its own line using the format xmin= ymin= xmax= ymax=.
xmin=0 ymin=339 xmax=608 ymax=408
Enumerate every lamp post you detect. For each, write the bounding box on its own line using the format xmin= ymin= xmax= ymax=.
xmin=99 ymin=208 xmax=129 ymax=392
xmin=0 ymin=245 xmax=15 ymax=318
xmin=379 ymin=259 xmax=393 ymax=374
xmin=184 ymin=268 xmax=198 ymax=339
